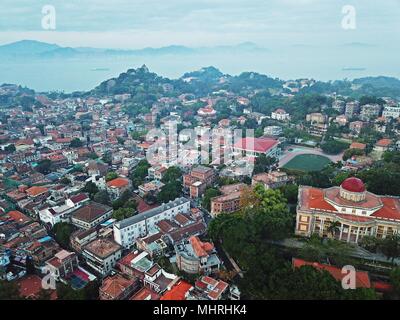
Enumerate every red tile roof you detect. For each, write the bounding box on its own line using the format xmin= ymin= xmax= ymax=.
xmin=375 ymin=138 xmax=392 ymax=147
xmin=292 ymin=258 xmax=371 ymax=288
xmin=18 ymin=275 xmax=57 ymax=300
xmin=26 ymin=186 xmax=48 ymax=197
xmin=189 ymin=236 xmax=214 ymax=258
xmin=234 ymin=137 xmax=278 ymax=153
xmin=160 ymin=281 xmax=192 ymax=300
xmin=107 ymin=177 xmax=130 ymax=189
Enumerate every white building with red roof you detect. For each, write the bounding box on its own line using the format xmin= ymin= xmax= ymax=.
xmin=197 ymin=106 xmax=217 ymax=117
xmin=296 ymin=177 xmax=400 ymax=243
xmin=233 ymin=137 xmax=280 ymax=159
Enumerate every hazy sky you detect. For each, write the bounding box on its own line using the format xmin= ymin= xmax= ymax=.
xmin=0 ymin=0 xmax=399 ymax=49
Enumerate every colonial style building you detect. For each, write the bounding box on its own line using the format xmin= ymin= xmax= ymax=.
xmin=210 ymin=183 xmax=247 ymax=217
xmin=295 ymin=177 xmax=400 ymax=243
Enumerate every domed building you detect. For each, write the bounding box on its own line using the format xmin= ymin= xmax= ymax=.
xmin=295 ymin=177 xmax=400 ymax=243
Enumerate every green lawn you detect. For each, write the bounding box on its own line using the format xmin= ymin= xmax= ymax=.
xmin=283 ymin=154 xmax=331 ymax=172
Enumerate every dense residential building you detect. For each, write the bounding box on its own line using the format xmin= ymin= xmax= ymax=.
xmin=71 ymin=202 xmax=113 ymax=230
xmin=264 ymin=126 xmax=283 ymax=136
xmin=175 ymin=236 xmax=220 ymax=275
xmin=360 ymin=104 xmax=382 ymax=121
xmin=113 ymin=197 xmax=191 ymax=248
xmin=271 ymin=108 xmax=290 ymax=121
xmin=210 ymin=183 xmax=247 ymax=217
xmin=106 ymin=177 xmax=132 ymax=201
xmin=382 ymin=105 xmax=400 ymax=119
xmin=45 ymin=250 xmax=79 ymax=281
xmin=252 ymin=171 xmax=292 ymax=189
xmin=295 ymin=177 xmax=400 ymax=243
xmin=99 ymin=274 xmax=138 ymax=300
xmin=82 ymin=238 xmax=122 ymax=276
xmin=183 ymin=166 xmax=216 ymax=198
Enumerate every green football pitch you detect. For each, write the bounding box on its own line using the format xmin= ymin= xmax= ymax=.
xmin=283 ymin=154 xmax=331 ymax=172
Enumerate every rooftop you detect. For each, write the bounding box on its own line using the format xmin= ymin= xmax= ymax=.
xmin=72 ymin=202 xmax=112 ymax=223
xmin=84 ymin=238 xmax=121 ymax=259
xmin=114 ymin=197 xmax=189 ymax=230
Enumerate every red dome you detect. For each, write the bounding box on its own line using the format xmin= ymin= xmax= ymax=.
xmin=341 ymin=177 xmax=366 ymax=193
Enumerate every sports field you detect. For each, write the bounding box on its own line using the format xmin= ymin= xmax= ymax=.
xmin=283 ymin=154 xmax=331 ymax=172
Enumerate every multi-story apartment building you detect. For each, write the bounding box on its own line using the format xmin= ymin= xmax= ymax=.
xmin=183 ymin=165 xmax=216 ymax=198
xmin=295 ymin=177 xmax=400 ymax=243
xmin=113 ymin=197 xmax=191 ymax=249
xmin=45 ymin=250 xmax=79 ymax=281
xmin=382 ymin=105 xmax=400 ymax=119
xmin=210 ymin=183 xmax=247 ymax=217
xmin=82 ymin=238 xmax=122 ymax=276
xmin=345 ymin=101 xmax=360 ymax=118
xmin=360 ymin=104 xmax=382 ymax=121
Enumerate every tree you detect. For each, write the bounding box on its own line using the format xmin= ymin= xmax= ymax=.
xmin=343 ymin=148 xmax=364 ymax=161
xmin=82 ymin=181 xmax=99 ymax=198
xmin=93 ymin=190 xmax=111 ymax=205
xmin=202 ymin=188 xmax=221 ymax=211
xmin=280 ymin=184 xmax=298 ymax=204
xmin=105 ymin=171 xmax=118 ymax=182
xmin=56 ymin=283 xmax=85 ymax=300
xmin=52 ymin=222 xmax=74 ymax=249
xmin=161 ymin=166 xmax=182 ymax=184
xmin=4 ymin=144 xmax=16 ymax=153
xmin=253 ymin=155 xmax=276 ymax=174
xmin=157 ymin=182 xmax=182 ymax=203
xmin=113 ymin=207 xmax=136 ymax=221
xmin=327 ymin=221 xmax=341 ymax=238
xmin=390 ymin=267 xmax=400 ymax=297
xmin=321 ymin=139 xmax=349 ymax=155
xmin=35 ymin=159 xmax=52 ymax=174
xmin=0 ymin=280 xmax=21 ymax=300
xmin=359 ymin=235 xmax=380 ymax=253
xmin=299 ymin=236 xmax=355 ymax=267
xmin=69 ymin=138 xmax=83 ymax=148
xmin=60 ymin=177 xmax=71 ymax=185
xmin=112 ymin=190 xmax=136 ymax=210
xmin=379 ymin=235 xmax=400 ymax=264
xmin=130 ymin=160 xmax=150 ymax=188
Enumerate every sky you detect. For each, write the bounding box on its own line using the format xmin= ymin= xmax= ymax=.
xmin=0 ymin=0 xmax=399 ymax=49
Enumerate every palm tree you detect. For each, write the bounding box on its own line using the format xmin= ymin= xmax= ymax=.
xmin=327 ymin=221 xmax=341 ymax=239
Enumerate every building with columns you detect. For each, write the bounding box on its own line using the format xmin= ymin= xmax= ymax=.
xmin=295 ymin=177 xmax=400 ymax=243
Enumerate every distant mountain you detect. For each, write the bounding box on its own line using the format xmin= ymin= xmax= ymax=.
xmin=0 ymin=40 xmax=60 ymax=56
xmin=0 ymin=40 xmax=267 ymax=59
xmin=353 ymin=76 xmax=400 ymax=89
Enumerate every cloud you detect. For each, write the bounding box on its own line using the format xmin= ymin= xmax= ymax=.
xmin=0 ymin=0 xmax=398 ymax=49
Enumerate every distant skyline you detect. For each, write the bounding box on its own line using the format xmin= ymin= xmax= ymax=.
xmin=0 ymin=0 xmax=399 ymax=49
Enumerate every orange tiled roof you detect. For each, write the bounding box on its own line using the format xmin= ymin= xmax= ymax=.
xmin=160 ymin=281 xmax=192 ymax=300
xmin=293 ymin=258 xmax=371 ymax=288
xmin=26 ymin=186 xmax=48 ymax=197
xmin=107 ymin=177 xmax=130 ymax=188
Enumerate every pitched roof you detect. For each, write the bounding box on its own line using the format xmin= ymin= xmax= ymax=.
xmin=107 ymin=177 xmax=130 ymax=189
xmin=100 ymin=274 xmax=134 ymax=299
xmin=26 ymin=186 xmax=48 ymax=197
xmin=72 ymin=202 xmax=112 ymax=223
xmin=233 ymin=137 xmax=279 ymax=153
xmin=160 ymin=281 xmax=193 ymax=300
